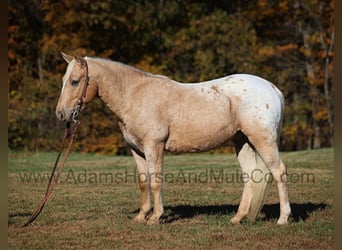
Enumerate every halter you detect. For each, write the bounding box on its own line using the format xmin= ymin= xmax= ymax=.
xmin=23 ymin=57 xmax=90 ymax=227
xmin=71 ymin=57 xmax=90 ymax=124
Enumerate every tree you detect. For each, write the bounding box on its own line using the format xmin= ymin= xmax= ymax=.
xmin=295 ymin=0 xmax=334 ymax=147
xmin=242 ymin=0 xmax=334 ymax=150
xmin=8 ymin=0 xmax=334 ymax=153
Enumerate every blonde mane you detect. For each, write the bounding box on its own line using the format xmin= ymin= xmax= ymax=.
xmin=86 ymin=57 xmax=170 ymax=81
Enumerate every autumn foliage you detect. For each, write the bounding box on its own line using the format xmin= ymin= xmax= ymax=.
xmin=8 ymin=0 xmax=334 ymax=154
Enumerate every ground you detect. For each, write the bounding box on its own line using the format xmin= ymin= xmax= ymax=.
xmin=8 ymin=148 xmax=334 ymax=249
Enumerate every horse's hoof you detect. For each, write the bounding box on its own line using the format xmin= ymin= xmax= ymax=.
xmin=133 ymin=215 xmax=146 ymax=224
xmin=276 ymin=218 xmax=288 ymax=225
xmin=147 ymin=217 xmax=160 ymax=226
xmin=230 ymin=217 xmax=241 ymax=225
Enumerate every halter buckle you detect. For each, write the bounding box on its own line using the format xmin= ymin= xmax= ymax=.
xmin=71 ymin=99 xmax=82 ymax=124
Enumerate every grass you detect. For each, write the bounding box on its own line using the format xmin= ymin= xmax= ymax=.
xmin=8 ymin=148 xmax=334 ymax=249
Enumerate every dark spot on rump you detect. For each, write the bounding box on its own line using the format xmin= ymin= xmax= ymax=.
xmin=210 ymin=85 xmax=219 ymax=94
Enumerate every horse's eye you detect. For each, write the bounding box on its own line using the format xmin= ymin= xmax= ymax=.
xmin=71 ymin=80 xmax=80 ymax=86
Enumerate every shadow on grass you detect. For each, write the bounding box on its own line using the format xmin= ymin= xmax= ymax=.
xmin=261 ymin=202 xmax=329 ymax=222
xmin=135 ymin=202 xmax=329 ymax=224
xmin=8 ymin=212 xmax=33 ymax=225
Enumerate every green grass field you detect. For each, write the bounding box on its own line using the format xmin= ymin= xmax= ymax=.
xmin=8 ymin=148 xmax=334 ymax=249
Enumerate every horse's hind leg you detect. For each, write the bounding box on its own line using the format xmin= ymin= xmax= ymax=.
xmin=248 ymin=135 xmax=291 ymax=225
xmin=230 ymin=132 xmax=270 ymax=224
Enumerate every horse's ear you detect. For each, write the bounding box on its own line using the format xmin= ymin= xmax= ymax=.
xmin=61 ymin=52 xmax=74 ymax=64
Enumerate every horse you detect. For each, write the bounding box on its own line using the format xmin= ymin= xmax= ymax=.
xmin=56 ymin=52 xmax=291 ymax=225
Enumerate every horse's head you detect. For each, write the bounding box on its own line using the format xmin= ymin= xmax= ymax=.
xmin=56 ymin=52 xmax=96 ymax=122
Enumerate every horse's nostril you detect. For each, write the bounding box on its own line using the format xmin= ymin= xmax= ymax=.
xmin=56 ymin=110 xmax=65 ymax=121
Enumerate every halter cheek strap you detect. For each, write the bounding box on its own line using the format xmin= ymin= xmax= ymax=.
xmin=71 ymin=57 xmax=90 ymax=124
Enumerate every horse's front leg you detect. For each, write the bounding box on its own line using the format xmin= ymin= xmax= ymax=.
xmin=145 ymin=142 xmax=165 ymax=225
xmin=131 ymin=149 xmax=151 ymax=223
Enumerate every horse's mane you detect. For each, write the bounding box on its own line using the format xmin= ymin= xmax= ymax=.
xmin=86 ymin=56 xmax=170 ymax=81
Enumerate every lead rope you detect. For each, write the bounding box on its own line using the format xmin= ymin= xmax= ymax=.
xmin=23 ymin=57 xmax=89 ymax=227
xmin=23 ymin=122 xmax=79 ymax=227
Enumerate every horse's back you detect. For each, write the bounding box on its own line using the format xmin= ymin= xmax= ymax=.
xmin=188 ymin=73 xmax=284 ymax=118
xmin=184 ymin=73 xmax=284 ymax=106
xmin=173 ymin=73 xmax=284 ymax=131
xmin=223 ymin=74 xmax=283 ymax=102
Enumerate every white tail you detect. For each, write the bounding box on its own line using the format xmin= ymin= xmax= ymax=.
xmin=246 ymin=153 xmax=272 ymax=222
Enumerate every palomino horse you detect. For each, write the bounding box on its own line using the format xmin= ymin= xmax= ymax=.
xmin=56 ymin=53 xmax=291 ymax=225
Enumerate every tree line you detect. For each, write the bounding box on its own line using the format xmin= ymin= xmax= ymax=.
xmin=8 ymin=0 xmax=334 ymax=154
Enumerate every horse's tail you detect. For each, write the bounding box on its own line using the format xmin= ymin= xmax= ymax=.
xmin=273 ymin=83 xmax=285 ymax=143
xmin=246 ymin=154 xmax=272 ymax=222
xmin=278 ymin=87 xmax=285 ymax=136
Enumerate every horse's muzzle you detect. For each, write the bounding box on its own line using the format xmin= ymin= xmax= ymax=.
xmin=56 ymin=109 xmax=71 ymax=122
xmin=56 ymin=109 xmax=65 ymax=122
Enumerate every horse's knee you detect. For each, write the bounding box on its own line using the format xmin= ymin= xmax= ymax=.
xmin=138 ymin=179 xmax=148 ymax=192
xmin=150 ymin=180 xmax=162 ymax=192
xmin=150 ymin=172 xmax=163 ymax=190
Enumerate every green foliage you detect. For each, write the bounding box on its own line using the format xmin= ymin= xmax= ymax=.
xmin=166 ymin=10 xmax=260 ymax=82
xmin=8 ymin=0 xmax=334 ymax=153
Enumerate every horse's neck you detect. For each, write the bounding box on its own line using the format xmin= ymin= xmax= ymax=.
xmin=90 ymin=59 xmax=145 ymax=120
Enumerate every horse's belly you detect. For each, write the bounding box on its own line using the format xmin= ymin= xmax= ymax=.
xmin=165 ymin=123 xmax=234 ymax=153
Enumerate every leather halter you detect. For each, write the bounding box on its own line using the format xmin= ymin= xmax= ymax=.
xmin=71 ymin=56 xmax=90 ymax=124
